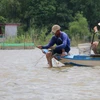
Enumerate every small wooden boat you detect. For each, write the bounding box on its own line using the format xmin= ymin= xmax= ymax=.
xmin=42 ymin=49 xmax=100 ymax=66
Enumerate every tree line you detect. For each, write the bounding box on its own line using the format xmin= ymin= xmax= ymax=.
xmin=0 ymin=0 xmax=100 ymax=45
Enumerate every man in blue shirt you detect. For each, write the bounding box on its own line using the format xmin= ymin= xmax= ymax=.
xmin=37 ymin=25 xmax=71 ymax=67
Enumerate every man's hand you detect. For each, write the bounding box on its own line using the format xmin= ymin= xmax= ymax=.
xmin=37 ymin=45 xmax=42 ymax=49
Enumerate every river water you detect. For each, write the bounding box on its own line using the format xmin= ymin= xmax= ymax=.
xmin=0 ymin=47 xmax=100 ymax=100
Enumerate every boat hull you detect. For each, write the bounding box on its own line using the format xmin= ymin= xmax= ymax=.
xmin=42 ymin=49 xmax=100 ymax=66
xmin=59 ymin=55 xmax=100 ymax=66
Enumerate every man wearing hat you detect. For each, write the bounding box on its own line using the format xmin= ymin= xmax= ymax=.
xmin=37 ymin=24 xmax=71 ymax=67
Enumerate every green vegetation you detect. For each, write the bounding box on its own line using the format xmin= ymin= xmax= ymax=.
xmin=2 ymin=13 xmax=93 ymax=46
xmin=0 ymin=0 xmax=100 ymax=47
xmin=68 ymin=13 xmax=91 ymax=46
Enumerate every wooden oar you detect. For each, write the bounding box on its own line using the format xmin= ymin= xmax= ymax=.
xmin=90 ymin=32 xmax=95 ymax=55
xmin=91 ymin=32 xmax=95 ymax=44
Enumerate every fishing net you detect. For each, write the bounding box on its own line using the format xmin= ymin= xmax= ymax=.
xmin=78 ymin=43 xmax=91 ymax=55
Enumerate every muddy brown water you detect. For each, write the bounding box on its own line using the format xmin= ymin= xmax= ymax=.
xmin=0 ymin=47 xmax=100 ymax=100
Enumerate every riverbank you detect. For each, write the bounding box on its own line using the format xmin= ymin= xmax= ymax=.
xmin=0 ymin=43 xmax=34 ymax=49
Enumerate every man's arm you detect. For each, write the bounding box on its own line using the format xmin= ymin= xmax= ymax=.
xmin=39 ymin=36 xmax=55 ymax=49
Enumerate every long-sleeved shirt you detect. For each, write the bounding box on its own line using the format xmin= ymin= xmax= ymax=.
xmin=42 ymin=31 xmax=70 ymax=51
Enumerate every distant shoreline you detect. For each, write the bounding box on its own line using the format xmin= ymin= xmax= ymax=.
xmin=0 ymin=43 xmax=34 ymax=49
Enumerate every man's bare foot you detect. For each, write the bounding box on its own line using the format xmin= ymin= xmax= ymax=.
xmin=61 ymin=52 xmax=67 ymax=56
xmin=47 ymin=63 xmax=52 ymax=68
xmin=48 ymin=66 xmax=52 ymax=68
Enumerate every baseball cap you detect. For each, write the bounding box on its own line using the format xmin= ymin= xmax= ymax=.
xmin=51 ymin=25 xmax=60 ymax=33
